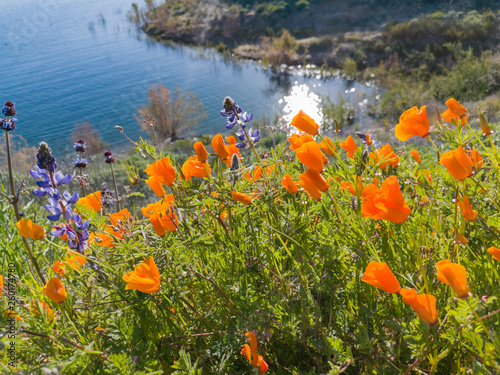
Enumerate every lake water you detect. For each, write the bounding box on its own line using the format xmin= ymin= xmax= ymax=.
xmin=1 ymin=0 xmax=377 ymax=155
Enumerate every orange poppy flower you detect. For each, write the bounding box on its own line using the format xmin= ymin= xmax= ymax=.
xmin=43 ymin=277 xmax=67 ymax=304
xmin=288 ymin=133 xmax=315 ymax=151
xmin=193 ymin=142 xmax=208 ymax=163
xmin=4 ymin=310 xmax=23 ymax=321
xmin=295 ymin=141 xmax=328 ymax=172
xmin=319 ymin=136 xmax=336 ymax=156
xmin=146 ymin=175 xmax=166 ymax=197
xmin=369 ymin=144 xmax=399 ymax=170
xmin=66 ymin=253 xmax=87 ymax=270
xmin=241 ymin=332 xmax=269 ymax=374
xmin=487 ymin=247 xmax=500 ymax=261
xmin=0 ymin=275 xmax=3 ymax=296
xmin=395 ymin=106 xmax=430 ymax=141
xmin=109 ymin=208 xmax=131 ymax=232
xmin=340 ymin=175 xmax=364 ymax=196
xmin=52 ymin=261 xmax=67 ymax=275
xmin=290 ymin=109 xmax=319 ymax=135
xmin=436 ymin=259 xmax=470 ymax=298
xmin=361 ymin=176 xmax=411 ymax=223
xmin=227 ymin=136 xmax=237 ymax=145
xmin=400 ymin=288 xmax=438 ymax=324
xmin=16 ymin=218 xmax=45 ymax=240
xmin=145 ymin=157 xmax=176 ymax=187
xmin=340 ymin=135 xmax=358 ymax=159
xmin=301 ymin=169 xmax=329 ymax=192
xmin=245 ymin=165 xmax=274 ymax=182
xmin=231 ymin=191 xmax=253 ymax=205
xmin=441 ymin=98 xmax=468 ymax=126
xmin=77 ymin=190 xmax=102 ymax=213
xmin=457 ymin=196 xmax=477 ymax=221
xmin=361 ymin=261 xmax=401 ymax=294
xmin=31 ymin=300 xmax=56 ymax=322
xmin=281 ymin=174 xmax=299 ymax=194
xmin=123 ymin=256 xmax=161 ymax=294
xmin=415 ymin=169 xmax=432 ymax=184
xmin=466 ymin=148 xmax=483 ymax=169
xmin=212 ymin=134 xmax=230 ymax=160
xmin=297 ymin=173 xmax=322 ymax=201
xmin=410 ymin=150 xmax=421 ymax=164
xmin=182 ymin=156 xmax=211 ymax=181
xmin=439 ymin=147 xmax=473 ymax=181
xmin=142 ymin=197 xmax=178 ymax=235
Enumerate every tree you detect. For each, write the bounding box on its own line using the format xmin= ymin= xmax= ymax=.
xmin=135 ymin=84 xmax=207 ymax=141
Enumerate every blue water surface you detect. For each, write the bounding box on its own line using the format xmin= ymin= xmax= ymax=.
xmin=1 ymin=0 xmax=376 ymax=155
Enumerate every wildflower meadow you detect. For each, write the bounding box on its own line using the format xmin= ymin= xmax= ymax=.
xmin=1 ymin=96 xmax=500 ymax=374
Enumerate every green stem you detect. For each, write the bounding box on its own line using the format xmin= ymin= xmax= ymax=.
xmin=242 ymin=127 xmax=261 ymax=162
xmin=109 ymin=163 xmax=121 ymax=211
xmin=5 ymin=131 xmax=46 ymax=285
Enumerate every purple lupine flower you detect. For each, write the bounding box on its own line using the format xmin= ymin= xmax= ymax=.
xmin=249 ymin=128 xmax=260 ymax=143
xmin=101 ymin=188 xmax=114 ymax=206
xmin=73 ymin=139 xmax=86 ymax=153
xmin=104 ymin=150 xmax=115 ymax=164
xmin=1 ymin=118 xmax=17 ymax=131
xmin=36 ymin=142 xmax=58 ymax=173
xmin=2 ymin=101 xmax=16 ymax=116
xmin=73 ymin=158 xmax=88 ymax=168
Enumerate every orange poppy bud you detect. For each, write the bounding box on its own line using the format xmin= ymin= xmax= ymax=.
xmin=288 ymin=133 xmax=315 ymax=151
xmin=410 ymin=150 xmax=421 ymax=164
xmin=395 ymin=106 xmax=430 ymax=141
xmin=457 ymin=196 xmax=477 ymax=221
xmin=400 ymin=288 xmax=438 ymax=324
xmin=466 ymin=148 xmax=483 ymax=169
xmin=231 ymin=191 xmax=253 ymax=205
xmin=76 ymin=190 xmax=103 ymax=213
xmin=302 ymin=169 xmax=329 ymax=192
xmin=436 ymin=259 xmax=470 ymax=298
xmin=438 ymin=147 xmax=473 ymax=181
xmin=150 ymin=213 xmax=167 ymax=237
xmin=227 ymin=136 xmax=237 ymax=145
xmin=361 ymin=261 xmax=401 ymax=294
xmin=145 ymin=157 xmax=176 ymax=187
xmin=319 ymin=136 xmax=336 ymax=156
xmin=453 ymin=227 xmax=468 ymax=245
xmin=281 ymin=174 xmax=299 ymax=194
xmin=361 ymin=176 xmax=411 ymax=223
xmin=43 ymin=277 xmax=67 ymax=304
xmin=298 ymin=173 xmax=322 ymax=201
xmin=441 ymin=98 xmax=468 ymax=126
xmin=290 ymin=109 xmax=319 ymax=135
xmin=487 ymin=247 xmax=500 ymax=261
xmin=123 ymin=256 xmax=161 ymax=294
xmin=212 ymin=134 xmax=230 ymax=160
xmin=365 ymin=134 xmax=372 ymax=146
xmin=16 ymin=218 xmax=45 ymax=240
xmin=146 ymin=176 xmax=166 ymax=197
xmin=0 ymin=275 xmax=3 ymax=296
xmin=369 ymin=144 xmax=399 ymax=170
xmin=340 ymin=135 xmax=358 ymax=159
xmin=295 ymin=141 xmax=328 ymax=172
xmin=193 ymin=142 xmax=208 ymax=163
xmin=478 ymin=108 xmax=493 ymax=136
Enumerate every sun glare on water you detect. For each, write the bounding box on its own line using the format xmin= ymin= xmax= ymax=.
xmin=279 ymin=83 xmax=322 ymax=131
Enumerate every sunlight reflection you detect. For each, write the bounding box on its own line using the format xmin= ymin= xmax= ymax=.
xmin=279 ymin=83 xmax=323 ymax=130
